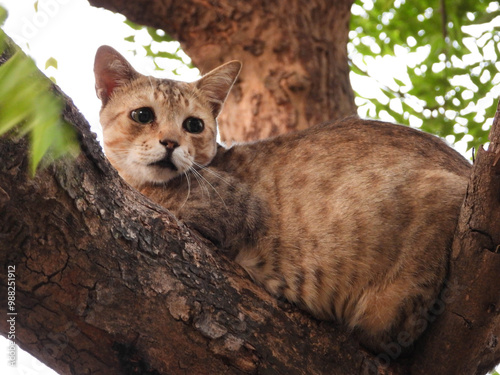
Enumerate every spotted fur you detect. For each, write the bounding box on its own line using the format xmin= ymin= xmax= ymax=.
xmin=95 ymin=46 xmax=471 ymax=351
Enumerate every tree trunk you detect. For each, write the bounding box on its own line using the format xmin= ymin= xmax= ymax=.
xmin=88 ymin=0 xmax=357 ymax=144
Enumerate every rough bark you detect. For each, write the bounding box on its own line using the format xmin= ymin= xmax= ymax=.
xmin=88 ymin=0 xmax=357 ymax=144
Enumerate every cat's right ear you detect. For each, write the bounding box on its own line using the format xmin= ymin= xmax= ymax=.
xmin=94 ymin=45 xmax=138 ymax=106
xmin=196 ymin=60 xmax=242 ymax=118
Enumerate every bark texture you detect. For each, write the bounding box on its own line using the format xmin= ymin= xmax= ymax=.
xmin=88 ymin=0 xmax=357 ymax=144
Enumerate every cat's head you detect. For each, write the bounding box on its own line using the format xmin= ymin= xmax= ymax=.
xmin=94 ymin=45 xmax=241 ymax=188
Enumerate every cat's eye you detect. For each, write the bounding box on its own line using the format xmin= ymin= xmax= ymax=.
xmin=131 ymin=107 xmax=155 ymax=124
xmin=182 ymin=117 xmax=204 ymax=134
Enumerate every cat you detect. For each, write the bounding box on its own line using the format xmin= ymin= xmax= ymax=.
xmin=94 ymin=45 xmax=471 ymax=351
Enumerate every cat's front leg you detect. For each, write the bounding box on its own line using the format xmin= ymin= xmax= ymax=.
xmin=176 ymin=171 xmax=270 ymax=258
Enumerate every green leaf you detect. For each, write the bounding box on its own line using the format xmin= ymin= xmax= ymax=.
xmin=124 ymin=19 xmax=143 ymax=30
xmin=147 ymin=27 xmax=174 ymax=43
xmin=0 ymin=29 xmax=79 ymax=175
xmin=124 ymin=35 xmax=135 ymax=43
xmin=393 ymin=78 xmax=405 ymax=87
xmin=143 ymin=44 xmax=185 ymax=63
xmin=45 ymin=57 xmax=58 ymax=70
xmin=474 ymin=11 xmax=500 ymax=24
xmin=152 ymin=59 xmax=164 ymax=71
xmin=34 ymin=0 xmax=39 ymax=12
xmin=349 ymin=61 xmax=368 ymax=76
xmin=0 ymin=5 xmax=7 ymax=26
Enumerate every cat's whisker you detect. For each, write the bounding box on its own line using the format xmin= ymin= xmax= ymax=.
xmin=189 ymin=167 xmax=228 ymax=210
xmin=192 ymin=161 xmax=233 ymax=186
xmin=178 ymin=172 xmax=191 ymax=211
xmin=189 ymin=167 xmax=210 ymax=198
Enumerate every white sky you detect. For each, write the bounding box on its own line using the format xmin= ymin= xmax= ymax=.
xmin=0 ymin=0 xmax=498 ymax=374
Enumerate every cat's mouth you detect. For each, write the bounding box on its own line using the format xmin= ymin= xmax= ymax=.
xmin=149 ymin=156 xmax=178 ymax=171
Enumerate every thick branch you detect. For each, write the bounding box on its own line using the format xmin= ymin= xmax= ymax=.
xmin=0 ymin=88 xmax=367 ymax=374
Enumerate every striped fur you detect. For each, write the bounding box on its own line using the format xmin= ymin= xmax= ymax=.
xmin=95 ymin=46 xmax=471 ymax=351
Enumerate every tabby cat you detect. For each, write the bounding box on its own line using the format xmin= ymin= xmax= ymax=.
xmin=94 ymin=45 xmax=471 ymax=351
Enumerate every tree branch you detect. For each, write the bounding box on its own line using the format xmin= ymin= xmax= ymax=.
xmin=0 ymin=73 xmax=367 ymax=375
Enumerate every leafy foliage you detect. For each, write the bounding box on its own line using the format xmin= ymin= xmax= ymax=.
xmin=123 ymin=20 xmax=198 ymax=76
xmin=350 ymin=0 xmax=500 ymax=150
xmin=45 ymin=56 xmax=58 ymax=70
xmin=0 ymin=6 xmax=78 ymax=174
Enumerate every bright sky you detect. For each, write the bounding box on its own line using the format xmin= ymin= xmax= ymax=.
xmin=0 ymin=1 xmax=498 ymax=374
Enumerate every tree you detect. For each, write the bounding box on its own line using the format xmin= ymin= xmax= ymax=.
xmin=0 ymin=0 xmax=499 ymax=374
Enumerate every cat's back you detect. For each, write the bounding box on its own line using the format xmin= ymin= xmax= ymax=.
xmin=321 ymin=117 xmax=470 ymax=175
xmin=219 ymin=117 xmax=470 ymax=180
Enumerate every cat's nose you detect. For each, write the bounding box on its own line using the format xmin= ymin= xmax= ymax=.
xmin=159 ymin=138 xmax=179 ymax=150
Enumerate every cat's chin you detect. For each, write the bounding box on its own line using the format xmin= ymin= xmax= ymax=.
xmin=119 ymin=165 xmax=181 ymax=189
xmin=146 ymin=166 xmax=182 ymax=184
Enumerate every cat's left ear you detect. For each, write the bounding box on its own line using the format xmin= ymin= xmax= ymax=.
xmin=196 ymin=60 xmax=242 ymax=118
xmin=94 ymin=45 xmax=139 ymax=106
